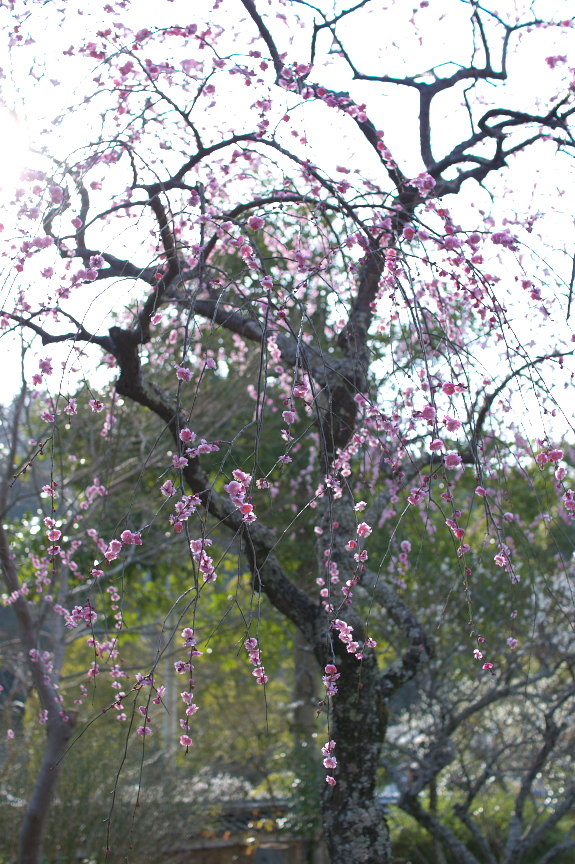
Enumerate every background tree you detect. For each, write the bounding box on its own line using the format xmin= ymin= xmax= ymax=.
xmin=1 ymin=1 xmax=575 ymax=863
xmin=372 ymin=463 xmax=575 ymax=864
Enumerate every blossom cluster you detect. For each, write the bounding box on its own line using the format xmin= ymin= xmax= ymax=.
xmin=322 ymin=740 xmax=337 ymax=786
xmin=177 ymin=628 xmax=202 ymax=747
xmin=322 ymin=663 xmax=340 ymax=697
xmin=190 ymin=537 xmax=217 ymax=582
xmin=62 ymin=602 xmax=98 ymax=629
xmin=332 ymin=619 xmax=362 ymax=658
xmin=121 ymin=674 xmax=165 ymax=736
xmin=223 ymin=469 xmax=257 ymax=522
xmin=245 ymin=637 xmax=268 ymax=685
xmin=536 ymin=446 xmax=574 ymax=517
xmin=29 ymin=648 xmax=53 ymax=674
xmin=407 ymin=172 xmax=436 ymax=197
xmin=170 ymin=493 xmax=202 ymax=533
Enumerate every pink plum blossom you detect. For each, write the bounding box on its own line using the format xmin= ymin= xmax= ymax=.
xmin=175 ymin=365 xmax=192 ymax=381
xmin=104 ymin=539 xmax=122 ymax=563
xmin=49 ymin=185 xmax=64 ymax=204
xmin=179 ymin=428 xmax=196 ymax=442
xmin=443 ymin=415 xmax=462 ymax=432
xmin=444 ymin=451 xmax=462 ymax=469
xmin=248 ymin=215 xmax=264 ymax=230
xmin=137 ymin=726 xmax=152 ymax=737
xmin=407 ymin=172 xmax=436 ymax=196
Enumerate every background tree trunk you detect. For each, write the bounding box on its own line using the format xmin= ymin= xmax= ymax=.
xmin=18 ymin=714 xmax=77 ymax=864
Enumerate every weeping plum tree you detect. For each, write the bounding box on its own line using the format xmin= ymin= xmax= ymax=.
xmin=1 ymin=0 xmax=575 ymax=862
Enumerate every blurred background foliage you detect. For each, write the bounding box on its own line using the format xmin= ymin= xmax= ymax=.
xmin=1 ymin=344 xmax=575 ymax=863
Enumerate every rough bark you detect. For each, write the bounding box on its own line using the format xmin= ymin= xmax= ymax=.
xmin=292 ymin=629 xmax=319 ymax=740
xmin=322 ymin=649 xmax=390 ymax=864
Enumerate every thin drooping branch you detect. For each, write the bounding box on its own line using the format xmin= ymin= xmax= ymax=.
xmin=472 ymin=348 xmax=575 ymax=446
xmin=106 ymin=325 xmax=323 ymax=643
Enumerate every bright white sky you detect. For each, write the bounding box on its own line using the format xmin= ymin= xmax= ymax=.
xmin=0 ymin=0 xmax=573 ymax=443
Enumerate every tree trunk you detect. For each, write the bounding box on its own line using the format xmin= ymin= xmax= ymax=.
xmin=18 ymin=713 xmax=76 ymax=864
xmin=0 ymin=521 xmax=77 ymax=864
xmin=321 ymin=651 xmax=390 ymax=864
